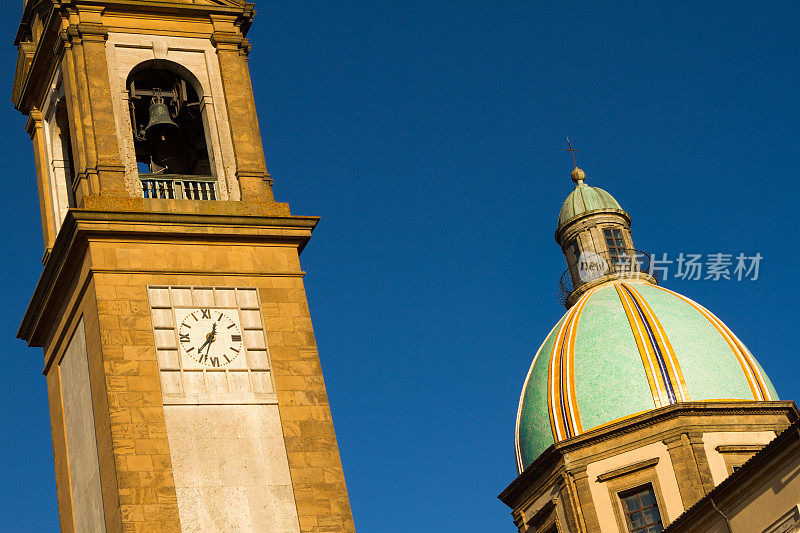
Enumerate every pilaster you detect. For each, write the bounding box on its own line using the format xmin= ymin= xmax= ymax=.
xmin=72 ymin=6 xmax=126 ymax=198
xmin=686 ymin=431 xmax=716 ymax=494
xmin=27 ymin=107 xmax=57 ymax=248
xmin=211 ymin=16 xmax=274 ymax=203
xmin=663 ymin=433 xmax=706 ymax=510
xmin=569 ymin=468 xmax=601 ymax=532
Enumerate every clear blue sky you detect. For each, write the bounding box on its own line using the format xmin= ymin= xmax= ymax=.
xmin=2 ymin=2 xmax=799 ymax=531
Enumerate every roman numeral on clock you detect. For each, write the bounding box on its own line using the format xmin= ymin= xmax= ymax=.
xmin=231 ymin=335 xmax=242 ymax=342
xmin=179 ymin=333 xmax=190 ymax=343
xmin=200 ymin=308 xmax=211 ymax=319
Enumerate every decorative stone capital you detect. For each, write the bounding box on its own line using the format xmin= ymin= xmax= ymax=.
xmin=211 ymin=32 xmax=251 ymax=55
xmin=686 ymin=431 xmax=705 ymax=445
xmin=26 ymin=107 xmax=42 ymax=137
xmin=662 ymin=433 xmax=685 ymax=447
xmin=75 ymin=23 xmax=108 ymax=42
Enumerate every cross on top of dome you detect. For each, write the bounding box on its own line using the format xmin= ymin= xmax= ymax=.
xmin=564 ymin=137 xmax=586 ymax=184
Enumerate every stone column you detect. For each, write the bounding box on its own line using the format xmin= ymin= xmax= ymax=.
xmin=511 ymin=510 xmax=526 ymax=532
xmin=28 ymin=109 xmax=57 ymax=250
xmin=45 ymin=368 xmax=75 ymax=532
xmin=211 ymin=15 xmax=275 ymax=203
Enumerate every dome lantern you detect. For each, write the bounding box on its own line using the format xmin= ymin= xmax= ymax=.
xmin=555 ymin=162 xmax=655 ymax=307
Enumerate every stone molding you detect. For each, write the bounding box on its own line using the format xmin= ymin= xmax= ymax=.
xmin=664 ymin=421 xmax=800 ymax=531
xmin=715 ymin=444 xmax=765 ymax=454
xmin=499 ymin=401 xmax=799 ymax=508
xmin=18 ymin=205 xmax=320 ymax=352
xmin=596 ymin=457 xmax=660 ymax=483
xmin=556 ymin=209 xmax=631 ymax=247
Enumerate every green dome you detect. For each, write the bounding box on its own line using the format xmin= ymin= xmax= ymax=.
xmin=557 ymin=182 xmax=624 ymax=228
xmin=514 ymin=280 xmax=778 ymax=472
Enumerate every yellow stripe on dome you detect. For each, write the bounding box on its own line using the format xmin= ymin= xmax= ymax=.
xmin=622 ymin=283 xmax=690 ymax=403
xmin=614 ymin=284 xmax=667 ymax=408
xmin=547 ymin=289 xmax=594 ymax=442
xmin=648 ymin=284 xmax=772 ymax=401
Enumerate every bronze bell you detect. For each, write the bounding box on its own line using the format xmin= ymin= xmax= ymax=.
xmin=144 ymin=95 xmax=192 ymax=174
xmin=144 ymin=95 xmax=179 ymax=142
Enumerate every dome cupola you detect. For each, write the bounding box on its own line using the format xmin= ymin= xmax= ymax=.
xmin=514 ymin=280 xmax=778 ymax=471
xmin=556 ymin=174 xmax=624 ymax=229
xmin=503 ymin=145 xmax=788 ymax=531
xmin=513 ymin=148 xmax=779 ymax=472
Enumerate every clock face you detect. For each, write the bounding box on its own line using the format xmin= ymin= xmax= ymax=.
xmin=176 ymin=308 xmax=243 ymax=368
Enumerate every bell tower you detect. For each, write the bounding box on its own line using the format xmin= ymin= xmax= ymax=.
xmin=13 ymin=2 xmax=355 ymax=532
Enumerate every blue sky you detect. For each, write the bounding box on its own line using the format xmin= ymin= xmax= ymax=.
xmin=2 ymin=1 xmax=800 ymax=531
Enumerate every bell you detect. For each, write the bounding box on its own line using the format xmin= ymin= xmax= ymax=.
xmin=144 ymin=95 xmax=192 ymax=174
xmin=144 ymin=95 xmax=179 ymax=143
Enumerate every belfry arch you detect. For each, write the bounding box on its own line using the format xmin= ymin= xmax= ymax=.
xmin=126 ymin=60 xmax=217 ymax=199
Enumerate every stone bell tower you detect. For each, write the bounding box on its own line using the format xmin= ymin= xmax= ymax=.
xmin=13 ymin=2 xmax=355 ymax=532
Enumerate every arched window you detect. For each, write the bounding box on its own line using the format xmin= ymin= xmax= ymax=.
xmin=53 ymin=100 xmax=77 ymax=209
xmin=127 ymin=64 xmax=217 ymax=200
xmin=43 ymin=89 xmax=77 ymax=233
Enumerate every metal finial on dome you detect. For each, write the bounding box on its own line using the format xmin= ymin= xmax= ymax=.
xmin=571 ymin=167 xmax=586 ymax=184
xmin=564 ymin=137 xmax=585 ymax=184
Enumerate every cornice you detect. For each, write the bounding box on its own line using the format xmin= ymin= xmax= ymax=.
xmin=556 ymin=401 xmax=798 ymax=459
xmin=499 ymin=401 xmax=799 ymax=507
xmin=18 ymin=205 xmax=319 ymax=348
xmin=51 ymin=0 xmax=250 ymax=18
xmin=13 ymin=6 xmax=60 ymax=113
xmin=555 ymin=208 xmax=631 ymax=246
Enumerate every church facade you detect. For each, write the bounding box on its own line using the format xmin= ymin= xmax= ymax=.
xmin=500 ymin=165 xmax=799 ymax=532
xmin=13 ymin=1 xmax=354 ymax=531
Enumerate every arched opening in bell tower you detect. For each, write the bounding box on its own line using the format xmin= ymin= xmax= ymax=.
xmin=41 ymin=70 xmax=78 ymax=235
xmin=127 ymin=61 xmax=217 ymax=200
xmin=52 ymin=100 xmax=77 ymax=209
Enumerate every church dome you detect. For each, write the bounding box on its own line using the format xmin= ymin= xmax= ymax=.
xmin=514 ymin=279 xmax=777 ymax=472
xmin=557 ymin=182 xmax=624 ymax=229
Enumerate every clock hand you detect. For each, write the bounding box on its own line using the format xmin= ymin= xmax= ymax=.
xmin=203 ymin=324 xmax=218 ymax=357
xmin=197 ymin=324 xmax=217 ymax=353
xmin=197 ymin=336 xmax=211 ymax=352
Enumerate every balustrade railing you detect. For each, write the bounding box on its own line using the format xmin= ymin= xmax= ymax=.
xmin=140 ymin=174 xmax=217 ymax=201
